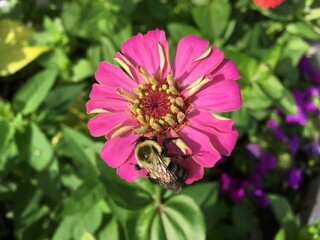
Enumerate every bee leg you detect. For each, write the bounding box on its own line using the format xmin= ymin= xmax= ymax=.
xmin=151 ymin=135 xmax=158 ymax=142
xmin=162 ymin=137 xmax=179 ymax=155
xmin=134 ymin=164 xmax=142 ymax=171
xmin=170 ymin=154 xmax=193 ymax=161
xmin=148 ymin=176 xmax=160 ymax=185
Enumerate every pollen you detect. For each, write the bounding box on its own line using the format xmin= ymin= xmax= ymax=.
xmin=128 ymin=71 xmax=190 ymax=134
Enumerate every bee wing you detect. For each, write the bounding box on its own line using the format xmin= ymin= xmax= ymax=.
xmin=155 ymin=154 xmax=182 ymax=193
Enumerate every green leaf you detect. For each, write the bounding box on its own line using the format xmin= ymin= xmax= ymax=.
xmin=257 ymin=75 xmax=297 ymax=115
xmin=167 ymin=23 xmax=201 ymax=43
xmin=0 ymin=120 xmax=14 ymax=152
xmin=16 ymin=123 xmax=53 ymax=171
xmin=98 ymin=217 xmax=119 ymax=240
xmin=72 ymin=58 xmax=94 ymax=82
xmin=0 ymin=19 xmax=49 ymax=76
xmin=268 ymin=194 xmax=298 ymax=240
xmin=135 ymin=195 xmax=205 ymax=240
xmin=62 ymin=177 xmax=107 ymax=216
xmin=192 ymin=0 xmax=231 ymax=41
xmin=53 ymin=203 xmax=103 ymax=240
xmin=98 ymin=160 xmax=152 ymax=210
xmin=181 ymin=182 xmax=218 ymax=231
xmin=286 ymin=21 xmax=320 ymax=40
xmin=13 ymin=68 xmax=58 ymax=115
xmin=57 ymin=126 xmax=97 ymax=174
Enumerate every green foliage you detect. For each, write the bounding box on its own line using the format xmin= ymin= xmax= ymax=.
xmin=1 ymin=0 xmax=320 ymax=239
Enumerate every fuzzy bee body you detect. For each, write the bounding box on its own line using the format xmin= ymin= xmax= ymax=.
xmin=134 ymin=136 xmax=188 ymax=193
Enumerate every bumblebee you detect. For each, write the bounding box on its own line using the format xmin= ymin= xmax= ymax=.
xmin=134 ymin=136 xmax=190 ymax=193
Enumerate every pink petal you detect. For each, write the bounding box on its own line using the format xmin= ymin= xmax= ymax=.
xmin=177 ymin=158 xmax=204 ymax=184
xmin=194 ymin=126 xmax=238 ymax=156
xmin=100 ymin=131 xmax=137 ymax=168
xmin=192 ymin=79 xmax=242 ymax=112
xmin=86 ymin=98 xmax=128 ymax=113
xmin=89 ymin=83 xmax=126 ymax=100
xmin=187 ymin=108 xmax=234 ymax=133
xmin=117 ymin=152 xmax=148 ymax=182
xmin=173 ymin=35 xmax=209 ymax=80
xmin=179 ymin=126 xmax=221 ymax=167
xmin=121 ymin=30 xmax=169 ymax=77
xmin=114 ymin=52 xmax=145 ymax=84
xmin=209 ymin=59 xmax=241 ymax=81
xmin=95 ymin=62 xmax=136 ymax=91
xmin=178 ymin=46 xmax=224 ymax=87
xmin=87 ymin=112 xmax=130 ymax=137
xmin=106 ymin=119 xmax=138 ymax=141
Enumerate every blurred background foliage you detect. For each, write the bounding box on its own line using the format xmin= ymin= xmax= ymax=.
xmin=0 ymin=0 xmax=320 ymax=239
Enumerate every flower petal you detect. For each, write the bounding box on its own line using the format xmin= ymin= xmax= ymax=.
xmin=89 ymin=83 xmax=126 ymax=100
xmin=121 ymin=30 xmax=170 ymax=78
xmin=87 ymin=112 xmax=130 ymax=137
xmin=178 ymin=158 xmax=204 ymax=184
xmin=86 ymin=98 xmax=128 ymax=114
xmin=178 ymin=126 xmax=221 ymax=167
xmin=187 ymin=108 xmax=234 ymax=133
xmin=116 ymin=151 xmax=143 ymax=182
xmin=95 ymin=62 xmax=136 ymax=91
xmin=192 ymin=79 xmax=242 ymax=112
xmin=173 ymin=35 xmax=209 ymax=80
xmin=100 ymin=131 xmax=137 ymax=168
xmin=209 ymin=59 xmax=241 ymax=81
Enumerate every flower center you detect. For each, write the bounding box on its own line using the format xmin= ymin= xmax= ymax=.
xmin=128 ymin=72 xmax=189 ymax=134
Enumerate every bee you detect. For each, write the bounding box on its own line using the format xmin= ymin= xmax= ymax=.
xmin=134 ymin=136 xmax=190 ymax=193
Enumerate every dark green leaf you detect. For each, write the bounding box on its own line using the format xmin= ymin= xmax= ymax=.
xmin=269 ymin=194 xmax=298 ymax=240
xmin=13 ymin=68 xmax=58 ymax=115
xmin=16 ymin=123 xmax=53 ymax=171
xmin=167 ymin=23 xmax=201 ymax=43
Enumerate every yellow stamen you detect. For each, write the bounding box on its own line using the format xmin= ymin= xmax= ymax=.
xmin=134 ymin=125 xmax=149 ymax=134
xmin=175 ymin=97 xmax=184 ymax=107
xmin=152 ymin=84 xmax=157 ymax=90
xmin=164 ymin=115 xmax=176 ymax=126
xmin=177 ymin=112 xmax=185 ymax=123
xmin=128 ymin=104 xmax=137 ymax=114
xmin=167 ymin=71 xmax=174 ymax=86
xmin=169 ymin=85 xmax=178 ymax=95
xmin=162 ymin=84 xmax=168 ymax=90
xmin=150 ymin=122 xmax=162 ymax=131
xmin=136 ymin=108 xmax=142 ymax=115
xmin=116 ymin=88 xmax=135 ymax=102
xmin=138 ymin=67 xmax=150 ymax=84
xmin=137 ymin=115 xmax=145 ymax=124
xmin=149 ymin=76 xmax=159 ymax=85
xmin=170 ymin=105 xmax=179 ymax=113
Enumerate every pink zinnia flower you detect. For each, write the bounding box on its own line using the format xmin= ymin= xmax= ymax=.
xmin=253 ymin=0 xmax=284 ymax=9
xmin=86 ymin=30 xmax=241 ymax=184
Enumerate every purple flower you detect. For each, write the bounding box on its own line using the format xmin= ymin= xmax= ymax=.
xmin=304 ymin=137 xmax=320 ymax=156
xmin=220 ymin=173 xmax=248 ymax=202
xmin=247 ymin=143 xmax=277 ymax=173
xmin=286 ymin=87 xmax=320 ymax=125
xmin=287 ymin=168 xmax=304 ymax=190
xmin=266 ymin=120 xmax=288 ymax=141
xmin=299 ymin=57 xmax=320 ymax=84
xmin=249 ymin=173 xmax=270 ymax=208
xmin=289 ymin=136 xmax=300 ymax=158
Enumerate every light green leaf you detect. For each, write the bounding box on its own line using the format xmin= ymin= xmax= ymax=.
xmin=72 ymin=59 xmax=94 ymax=82
xmin=135 ymin=195 xmax=205 ymax=240
xmin=192 ymin=0 xmax=231 ymax=41
xmin=98 ymin=217 xmax=119 ymax=240
xmin=16 ymin=123 xmax=53 ymax=171
xmin=0 ymin=120 xmax=14 ymax=152
xmin=0 ymin=19 xmax=49 ymax=76
xmin=286 ymin=21 xmax=320 ymax=40
xmin=257 ymin=76 xmax=297 ymax=115
xmin=13 ymin=68 xmax=58 ymax=115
